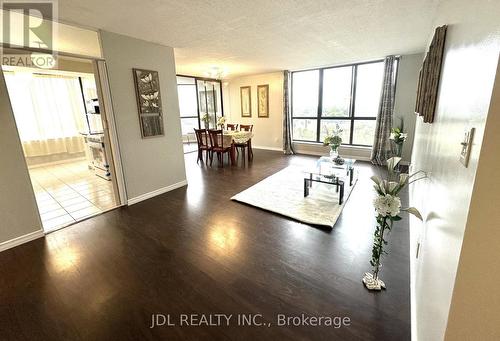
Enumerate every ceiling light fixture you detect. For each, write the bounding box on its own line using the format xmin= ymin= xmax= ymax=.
xmin=206 ymin=66 xmax=226 ymax=80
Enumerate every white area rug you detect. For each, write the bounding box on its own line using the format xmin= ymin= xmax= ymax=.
xmin=231 ymin=166 xmax=357 ymax=228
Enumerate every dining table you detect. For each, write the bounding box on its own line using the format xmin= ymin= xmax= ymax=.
xmin=204 ymin=130 xmax=253 ymax=165
xmin=227 ymin=130 xmax=253 ymax=164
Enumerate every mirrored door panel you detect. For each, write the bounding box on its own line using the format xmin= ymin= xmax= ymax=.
xmin=176 ymin=76 xmax=224 ymax=153
xmin=197 ymin=80 xmax=218 ymax=129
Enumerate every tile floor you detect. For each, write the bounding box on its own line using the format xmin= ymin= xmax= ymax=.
xmin=183 ymin=142 xmax=197 ymax=154
xmin=29 ymin=159 xmax=118 ymax=232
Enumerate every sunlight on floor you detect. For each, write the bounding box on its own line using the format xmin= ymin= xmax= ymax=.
xmin=29 ymin=159 xmax=118 ymax=232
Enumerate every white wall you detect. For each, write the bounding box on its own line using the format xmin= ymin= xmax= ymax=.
xmin=0 ymin=70 xmax=42 ymax=246
xmin=224 ymin=72 xmax=283 ymax=150
xmin=445 ymin=56 xmax=500 ymax=341
xmin=409 ymin=1 xmax=500 ymax=340
xmin=100 ymin=31 xmax=186 ymax=201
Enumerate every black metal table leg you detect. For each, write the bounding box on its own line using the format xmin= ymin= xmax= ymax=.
xmin=350 ymin=167 xmax=354 ymax=186
xmin=305 ymin=174 xmax=346 ymax=204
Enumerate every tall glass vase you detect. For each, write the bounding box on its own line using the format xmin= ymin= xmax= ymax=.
xmin=363 ymin=216 xmax=388 ymax=290
xmin=391 ymin=141 xmax=403 ymax=157
xmin=329 ymin=145 xmax=339 ymax=159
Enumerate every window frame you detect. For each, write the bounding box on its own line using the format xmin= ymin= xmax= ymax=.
xmin=291 ymin=59 xmax=395 ymax=147
xmin=176 ymin=75 xmax=224 ymax=134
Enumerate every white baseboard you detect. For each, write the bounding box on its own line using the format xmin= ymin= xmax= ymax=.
xmin=293 ymin=148 xmax=325 ymax=156
xmin=28 ymin=156 xmax=87 ymax=169
xmin=252 ymin=145 xmax=283 ymax=152
xmin=294 ymin=149 xmax=371 ymax=162
xmin=127 ymin=180 xmax=188 ymax=205
xmin=0 ymin=229 xmax=45 ymax=252
xmin=292 ymin=142 xmax=372 ymax=161
xmin=347 ymin=155 xmax=371 ymax=162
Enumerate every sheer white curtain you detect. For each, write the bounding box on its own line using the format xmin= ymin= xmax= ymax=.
xmin=4 ymin=72 xmax=87 ymax=157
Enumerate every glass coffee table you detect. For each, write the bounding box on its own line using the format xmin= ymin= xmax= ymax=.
xmin=303 ymin=157 xmax=356 ymax=205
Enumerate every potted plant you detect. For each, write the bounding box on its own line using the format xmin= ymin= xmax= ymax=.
xmin=323 ymin=124 xmax=343 ymax=159
xmin=362 ymin=157 xmax=425 ymax=291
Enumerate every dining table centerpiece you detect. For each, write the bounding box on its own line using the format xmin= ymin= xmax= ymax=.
xmin=323 ymin=123 xmax=343 ymax=160
xmin=217 ymin=116 xmax=226 ymax=130
xmin=362 ymin=157 xmax=425 ymax=291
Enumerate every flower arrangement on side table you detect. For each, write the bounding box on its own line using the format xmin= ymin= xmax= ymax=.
xmin=362 ymin=157 xmax=425 ymax=291
xmin=389 ymin=127 xmax=408 ymax=157
xmin=323 ymin=124 xmax=343 ymax=162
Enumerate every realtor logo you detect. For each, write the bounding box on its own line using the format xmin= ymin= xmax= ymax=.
xmin=1 ymin=0 xmax=58 ymax=68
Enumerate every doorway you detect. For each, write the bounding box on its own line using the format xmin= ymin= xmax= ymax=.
xmin=176 ymin=75 xmax=223 ymax=154
xmin=2 ymin=56 xmax=122 ymax=232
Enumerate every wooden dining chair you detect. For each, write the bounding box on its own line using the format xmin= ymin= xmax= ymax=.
xmin=236 ymin=124 xmax=254 ymax=161
xmin=239 ymin=124 xmax=253 ymax=132
xmin=208 ymin=129 xmax=233 ymax=167
xmin=226 ymin=123 xmax=238 ymax=131
xmin=194 ymin=128 xmax=211 ymax=164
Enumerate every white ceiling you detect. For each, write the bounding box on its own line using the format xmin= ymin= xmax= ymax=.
xmin=58 ymin=0 xmax=440 ymax=79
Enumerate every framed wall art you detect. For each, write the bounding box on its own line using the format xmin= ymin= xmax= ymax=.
xmin=133 ymin=68 xmax=164 ymax=138
xmin=257 ymin=84 xmax=269 ymax=118
xmin=240 ymin=86 xmax=252 ymax=117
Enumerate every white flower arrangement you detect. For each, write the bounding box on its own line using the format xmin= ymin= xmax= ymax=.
xmin=389 ymin=128 xmax=407 ymax=144
xmin=323 ymin=124 xmax=343 ymax=161
xmin=363 ymin=157 xmax=425 ymax=291
xmin=389 ymin=132 xmax=408 ymax=140
xmin=370 ymin=157 xmax=423 ymax=221
xmin=373 ymin=194 xmax=401 ymax=217
xmin=201 ymin=113 xmax=210 ymax=123
xmin=323 ymin=124 xmax=343 ymax=147
xmin=217 ymin=116 xmax=226 ymax=127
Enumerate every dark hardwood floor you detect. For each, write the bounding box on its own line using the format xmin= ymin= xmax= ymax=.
xmin=0 ymin=150 xmax=410 ymax=340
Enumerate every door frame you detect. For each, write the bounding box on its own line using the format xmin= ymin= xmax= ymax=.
xmin=176 ymin=74 xmax=224 ymax=128
xmin=1 ymin=48 xmax=128 ymax=233
xmin=93 ymin=60 xmax=127 ymax=205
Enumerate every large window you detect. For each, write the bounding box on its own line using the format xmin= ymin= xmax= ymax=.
xmin=292 ymin=60 xmax=390 ymax=146
xmin=177 ymin=76 xmax=199 ymax=139
xmin=178 ymin=81 xmax=199 ymax=136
